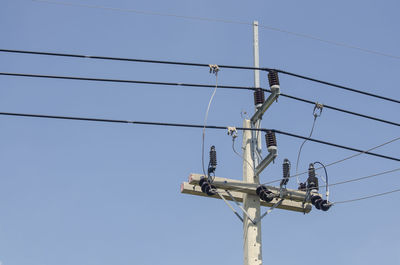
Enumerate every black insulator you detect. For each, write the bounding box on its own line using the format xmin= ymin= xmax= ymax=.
xmin=253 ymin=88 xmax=265 ymax=106
xmin=199 ymin=177 xmax=207 ymax=187
xmin=307 ymin=163 xmax=319 ymax=191
xmin=256 ymin=185 xmax=274 ymax=202
xmin=318 ymin=200 xmax=332 ymax=211
xmin=200 ymin=178 xmax=216 ymax=196
xmin=311 ymin=195 xmax=322 ymax=206
xmin=265 ymin=130 xmax=277 ymax=148
xmin=208 ymin=146 xmax=217 ymax=175
xmin=298 ymin=182 xmax=307 ymax=191
xmin=314 ymin=198 xmax=323 ymax=210
xmin=280 ymin=158 xmax=290 ymax=186
xmin=268 ymin=70 xmax=280 ymax=87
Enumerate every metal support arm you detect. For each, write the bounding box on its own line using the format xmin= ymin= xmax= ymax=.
xmin=255 ymin=147 xmax=277 ymax=176
xmin=250 ymin=85 xmax=280 ymax=123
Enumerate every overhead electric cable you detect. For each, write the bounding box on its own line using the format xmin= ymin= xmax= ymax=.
xmin=0 ymin=111 xmax=398 ymax=162
xmin=278 ymin=92 xmax=400 ymax=127
xmin=275 ymin=69 xmax=400 ymax=104
xmin=1 ymin=72 xmax=398 ymax=127
xmin=333 ymin=188 xmax=400 ymax=205
xmin=1 ymin=48 xmax=398 ymax=103
xmin=0 ymin=49 xmax=261 ymax=71
xmin=262 ymin=136 xmax=400 ymax=185
xmin=273 ymin=129 xmax=400 ymax=162
xmin=32 ymin=0 xmax=400 ymax=60
xmin=320 ymin=167 xmax=400 ymax=189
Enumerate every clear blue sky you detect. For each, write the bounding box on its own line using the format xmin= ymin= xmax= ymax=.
xmin=1 ymin=1 xmax=399 ymax=264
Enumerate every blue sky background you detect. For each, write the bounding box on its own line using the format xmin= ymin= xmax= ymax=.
xmin=0 ymin=0 xmax=399 ymax=264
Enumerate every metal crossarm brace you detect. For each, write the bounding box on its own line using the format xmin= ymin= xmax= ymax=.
xmin=257 ymin=199 xmax=283 ymax=222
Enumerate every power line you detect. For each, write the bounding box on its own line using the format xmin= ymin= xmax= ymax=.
xmin=323 ymin=167 xmax=400 ymax=188
xmin=1 ymin=49 xmax=398 ymax=104
xmin=262 ymin=136 xmax=400 ymax=186
xmin=275 ymin=69 xmax=400 ymax=104
xmin=279 ymin=92 xmax=400 ymax=127
xmin=333 ymin=188 xmax=400 ymax=205
xmin=273 ymin=129 xmax=400 ymax=162
xmin=1 ymin=72 xmax=399 ymax=127
xmin=0 ymin=111 xmax=398 ymax=162
xmin=32 ymin=0 xmax=400 ymax=60
xmin=0 ymin=49 xmax=261 ymax=71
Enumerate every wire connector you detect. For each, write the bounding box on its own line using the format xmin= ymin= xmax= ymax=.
xmin=227 ymin=126 xmax=238 ymax=139
xmin=209 ymin=64 xmax=220 ymax=75
xmin=313 ymin=102 xmax=324 ymax=117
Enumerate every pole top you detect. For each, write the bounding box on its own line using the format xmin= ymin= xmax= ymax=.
xmin=253 ymin=20 xmax=259 ymax=26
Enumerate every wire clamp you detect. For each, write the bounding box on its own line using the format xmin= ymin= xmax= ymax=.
xmin=209 ymin=64 xmax=220 ymax=75
xmin=227 ymin=126 xmax=238 ymax=139
xmin=313 ymin=102 xmax=324 ymax=117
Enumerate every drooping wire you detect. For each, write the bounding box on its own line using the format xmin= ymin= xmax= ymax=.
xmin=295 ymin=104 xmax=323 ymax=184
xmin=201 ymin=65 xmax=219 ymax=179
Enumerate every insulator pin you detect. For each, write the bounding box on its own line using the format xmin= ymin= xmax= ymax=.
xmin=268 ymin=70 xmax=280 ymax=87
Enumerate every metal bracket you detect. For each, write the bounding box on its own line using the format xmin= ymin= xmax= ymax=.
xmin=216 ymin=191 xmax=244 ymax=223
xmin=225 ymin=190 xmax=256 ymax=224
xmin=256 ymin=199 xmax=284 ymax=223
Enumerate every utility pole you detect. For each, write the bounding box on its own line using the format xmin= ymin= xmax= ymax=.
xmin=242 ymin=21 xmax=262 ymax=265
xmin=180 ymin=20 xmax=321 ymax=265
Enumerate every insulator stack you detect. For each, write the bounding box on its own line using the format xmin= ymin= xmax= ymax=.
xmin=256 ymin=185 xmax=274 ymax=202
xmin=280 ymin=158 xmax=290 ymax=186
xmin=307 ymin=163 xmax=319 ymax=191
xmin=199 ymin=178 xmax=216 ymax=196
xmin=268 ymin=70 xmax=280 ymax=87
xmin=208 ymin=145 xmax=217 ymax=175
xmin=265 ymin=130 xmax=277 ymax=148
xmin=253 ymin=88 xmax=265 ymax=106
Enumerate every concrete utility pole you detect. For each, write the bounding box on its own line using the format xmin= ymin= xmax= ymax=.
xmin=242 ymin=21 xmax=262 ymax=265
xmin=180 ymin=20 xmax=320 ymax=265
